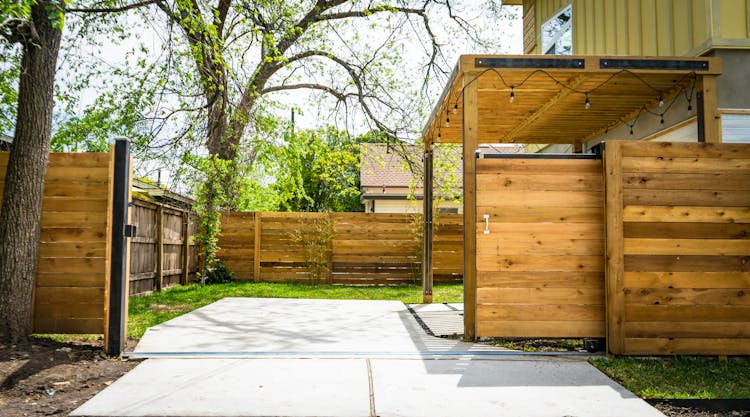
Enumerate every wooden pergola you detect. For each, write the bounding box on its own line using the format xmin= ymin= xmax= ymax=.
xmin=420 ymin=55 xmax=723 ymax=339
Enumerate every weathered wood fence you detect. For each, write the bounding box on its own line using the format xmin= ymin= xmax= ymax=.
xmin=0 ymin=150 xmax=117 ymax=337
xmin=218 ymin=212 xmax=463 ymax=285
xmin=129 ymin=198 xmax=199 ymax=295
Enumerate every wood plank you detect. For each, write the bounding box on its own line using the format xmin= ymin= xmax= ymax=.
xmin=36 ymin=272 xmax=106 ymax=287
xmin=42 ymin=197 xmax=109 ymax=212
xmin=624 ymin=238 xmax=750 ymax=256
xmin=619 ymin=141 xmax=750 ymax=158
xmin=624 ymin=288 xmax=750 ymax=306
xmin=605 ymin=140 xmax=625 ymax=355
xmin=477 ymin=287 xmax=604 ymax=305
xmin=40 ymin=211 xmax=107 ymax=227
xmin=43 ymin=166 xmax=110 ymax=181
xmin=621 ymin=156 xmax=750 ymax=173
xmin=33 ymin=317 xmax=104 ymax=334
xmin=34 ymin=302 xmax=104 ymax=318
xmin=35 ymin=286 xmax=105 ymax=303
xmin=478 ymin=222 xmax=603 ymax=239
xmin=477 ymin=207 xmax=603 ymax=223
xmin=477 ymin=304 xmax=604 ymax=322
xmin=476 ymin=173 xmax=603 ymax=191
xmin=477 ymin=255 xmax=604 ymax=272
xmin=624 ymin=222 xmax=750 ymax=239
xmin=624 ymin=255 xmax=750 ymax=272
xmin=477 ymin=320 xmax=605 ymax=338
xmin=37 ymin=257 xmax=106 ymax=274
xmin=623 ymin=205 xmax=750 ymax=223
xmin=477 ymin=190 xmax=603 ymax=208
xmin=476 ymin=159 xmax=602 ymax=174
xmin=623 ymin=189 xmax=750 ymax=206
xmin=622 ymin=173 xmax=750 ymax=191
xmin=622 ymin=337 xmax=750 ymax=355
xmin=625 ymin=305 xmax=750 ymax=322
xmin=477 ymin=237 xmax=602 ymax=256
xmin=478 ymin=271 xmax=603 ymax=289
xmin=623 ymin=322 xmax=750 ymax=338
xmin=464 ymin=71 xmax=479 ymax=340
xmin=42 ymin=182 xmax=110 ymax=197
xmin=38 ymin=242 xmax=107 ymax=257
xmin=253 ymin=213 xmax=261 ymax=281
xmin=623 ymin=271 xmax=750 ymax=289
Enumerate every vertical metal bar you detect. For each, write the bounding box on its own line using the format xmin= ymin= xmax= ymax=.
xmin=107 ymin=138 xmax=130 ymax=356
xmin=422 ymin=149 xmax=434 ymax=303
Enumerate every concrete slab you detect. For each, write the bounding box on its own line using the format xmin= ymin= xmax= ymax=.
xmin=70 ymin=358 xmax=372 ymax=417
xmin=371 ymin=358 xmax=665 ymax=417
xmin=72 ymin=299 xmax=664 ymax=417
xmin=71 ymin=357 xmax=665 ymax=417
xmin=133 ymin=298 xmax=499 ymax=356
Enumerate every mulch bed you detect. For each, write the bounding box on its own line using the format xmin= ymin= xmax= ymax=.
xmin=0 ymin=337 xmax=140 ymax=416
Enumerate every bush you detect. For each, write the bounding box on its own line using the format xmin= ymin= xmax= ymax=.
xmin=202 ymin=259 xmax=234 ymax=285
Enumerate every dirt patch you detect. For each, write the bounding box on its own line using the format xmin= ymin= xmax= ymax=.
xmin=0 ymin=337 xmax=140 ymax=416
xmin=654 ymin=402 xmax=750 ymax=417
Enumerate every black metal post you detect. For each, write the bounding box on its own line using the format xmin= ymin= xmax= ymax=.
xmin=422 ymin=149 xmax=434 ymax=303
xmin=696 ymin=91 xmax=706 ymax=143
xmin=107 ymin=138 xmax=131 ymax=356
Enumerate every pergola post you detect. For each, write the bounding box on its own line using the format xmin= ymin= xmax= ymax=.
xmin=463 ymin=72 xmax=479 ymax=340
xmin=422 ymin=144 xmax=434 ymax=303
xmin=697 ymin=75 xmax=722 ymax=143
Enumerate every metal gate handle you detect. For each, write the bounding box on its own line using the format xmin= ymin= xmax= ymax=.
xmin=483 ymin=214 xmax=490 ymax=234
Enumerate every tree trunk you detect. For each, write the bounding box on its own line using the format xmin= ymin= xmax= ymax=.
xmin=0 ymin=0 xmax=62 ymax=343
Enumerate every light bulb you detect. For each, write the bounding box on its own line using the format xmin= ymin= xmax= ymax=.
xmin=584 ymin=94 xmax=591 ymax=110
xmin=509 ymin=87 xmax=515 ymax=103
xmin=659 ymin=94 xmax=664 ymax=107
xmin=452 ymin=104 xmax=458 ymax=114
xmin=445 ymin=117 xmax=450 ymax=128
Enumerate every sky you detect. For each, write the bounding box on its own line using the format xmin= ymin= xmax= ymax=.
xmin=54 ymin=2 xmax=523 ymax=190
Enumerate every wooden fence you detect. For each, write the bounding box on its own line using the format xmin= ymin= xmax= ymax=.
xmin=475 ymin=157 xmax=605 ymax=339
xmin=129 ymin=198 xmax=199 ymax=295
xmin=218 ymin=212 xmax=463 ymax=285
xmin=605 ymin=141 xmax=750 ymax=355
xmin=0 ymin=151 xmax=114 ymax=335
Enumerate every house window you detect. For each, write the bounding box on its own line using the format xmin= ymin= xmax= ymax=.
xmin=721 ymin=112 xmax=750 ymax=143
xmin=541 ymin=4 xmax=573 ymax=55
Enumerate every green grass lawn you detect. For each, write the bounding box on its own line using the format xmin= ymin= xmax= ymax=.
xmin=128 ymin=281 xmax=463 ymax=339
xmin=590 ymin=356 xmax=750 ymax=399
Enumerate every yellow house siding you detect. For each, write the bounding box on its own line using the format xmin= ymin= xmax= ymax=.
xmin=527 ymin=0 xmax=750 ymax=58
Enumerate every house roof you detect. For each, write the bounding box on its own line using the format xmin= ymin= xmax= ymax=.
xmin=360 ymin=143 xmax=522 ymax=190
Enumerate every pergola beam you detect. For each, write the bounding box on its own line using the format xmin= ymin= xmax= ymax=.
xmin=502 ymin=73 xmax=591 ymax=142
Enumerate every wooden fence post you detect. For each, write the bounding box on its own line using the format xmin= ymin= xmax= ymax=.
xmin=253 ymin=212 xmax=261 ymax=281
xmin=156 ymin=203 xmax=164 ymax=291
xmin=181 ymin=211 xmax=189 ymax=285
xmin=326 ymin=213 xmax=333 ymax=284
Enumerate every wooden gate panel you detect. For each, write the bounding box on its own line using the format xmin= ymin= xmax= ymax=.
xmin=476 ymin=156 xmax=605 ymax=338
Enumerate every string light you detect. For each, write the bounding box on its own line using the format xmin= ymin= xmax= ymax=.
xmin=433 ymin=67 xmax=697 ymax=142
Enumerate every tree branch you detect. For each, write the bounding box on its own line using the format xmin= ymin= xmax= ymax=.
xmin=65 ymin=0 xmax=162 ymax=13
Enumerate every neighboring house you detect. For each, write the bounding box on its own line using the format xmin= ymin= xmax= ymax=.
xmin=522 ymin=0 xmax=750 ymax=152
xmin=132 ymin=178 xmax=195 ymax=209
xmin=360 ymin=143 xmax=522 ymax=213
xmin=0 ymin=134 xmax=12 ymax=151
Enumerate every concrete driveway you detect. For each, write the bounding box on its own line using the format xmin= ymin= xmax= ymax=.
xmin=71 ymin=298 xmax=664 ymax=417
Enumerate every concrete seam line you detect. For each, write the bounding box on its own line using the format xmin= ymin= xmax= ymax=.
xmin=366 ymin=358 xmax=376 ymax=417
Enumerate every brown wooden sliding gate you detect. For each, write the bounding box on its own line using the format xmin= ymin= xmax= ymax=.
xmin=475 ymin=155 xmax=605 ymax=338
